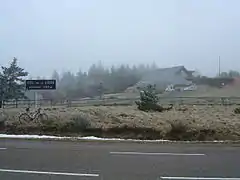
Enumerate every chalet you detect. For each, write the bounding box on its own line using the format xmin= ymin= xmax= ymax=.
xmin=126 ymin=66 xmax=195 ymax=92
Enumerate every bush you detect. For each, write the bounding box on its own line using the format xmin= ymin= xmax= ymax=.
xmin=135 ymin=84 xmax=173 ymax=112
xmin=234 ymin=107 xmax=240 ymax=114
xmin=135 ymin=84 xmax=159 ymax=111
xmin=166 ymin=120 xmax=189 ymax=140
xmin=70 ymin=114 xmax=91 ymax=131
xmin=0 ymin=120 xmax=5 ymax=130
xmin=166 ymin=120 xmax=217 ymax=141
xmin=0 ymin=111 xmax=8 ymax=129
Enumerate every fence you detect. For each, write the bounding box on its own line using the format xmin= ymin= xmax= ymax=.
xmin=2 ymin=96 xmax=240 ymax=109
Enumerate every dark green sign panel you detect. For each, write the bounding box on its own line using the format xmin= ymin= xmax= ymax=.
xmin=26 ymin=80 xmax=56 ymax=90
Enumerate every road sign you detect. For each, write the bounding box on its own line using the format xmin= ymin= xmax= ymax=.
xmin=26 ymin=80 xmax=56 ymax=90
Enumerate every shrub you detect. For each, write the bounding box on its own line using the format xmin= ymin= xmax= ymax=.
xmin=135 ymin=84 xmax=159 ymax=111
xmin=0 ymin=120 xmax=5 ymax=130
xmin=70 ymin=114 xmax=91 ymax=131
xmin=39 ymin=113 xmax=92 ymax=133
xmin=166 ymin=120 xmax=217 ymax=141
xmin=135 ymin=84 xmax=173 ymax=112
xmin=234 ymin=107 xmax=240 ymax=114
xmin=166 ymin=120 xmax=189 ymax=140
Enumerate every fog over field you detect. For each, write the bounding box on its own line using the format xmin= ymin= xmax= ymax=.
xmin=1 ymin=0 xmax=240 ymax=77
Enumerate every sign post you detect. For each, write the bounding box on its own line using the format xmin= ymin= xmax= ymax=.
xmin=26 ymin=80 xmax=56 ymax=108
xmin=34 ymin=91 xmax=37 ymax=108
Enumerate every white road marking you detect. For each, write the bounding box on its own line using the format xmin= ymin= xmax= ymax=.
xmin=110 ymin=151 xmax=205 ymax=156
xmin=160 ymin=177 xmax=240 ymax=180
xmin=0 ymin=169 xmax=99 ymax=177
xmin=0 ymin=148 xmax=7 ymax=150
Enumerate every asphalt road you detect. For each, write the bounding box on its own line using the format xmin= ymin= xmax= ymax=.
xmin=0 ymin=139 xmax=240 ymax=180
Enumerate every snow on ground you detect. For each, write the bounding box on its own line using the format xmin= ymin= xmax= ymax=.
xmin=0 ymin=134 xmax=170 ymax=142
xmin=0 ymin=134 xmax=231 ymax=143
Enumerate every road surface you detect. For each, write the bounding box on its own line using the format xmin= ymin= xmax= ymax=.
xmin=0 ymin=139 xmax=240 ymax=180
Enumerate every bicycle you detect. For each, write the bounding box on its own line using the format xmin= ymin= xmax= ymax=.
xmin=0 ymin=109 xmax=8 ymax=123
xmin=19 ymin=107 xmax=48 ymax=123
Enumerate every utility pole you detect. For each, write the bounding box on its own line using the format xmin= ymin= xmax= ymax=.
xmin=218 ymin=56 xmax=221 ymax=77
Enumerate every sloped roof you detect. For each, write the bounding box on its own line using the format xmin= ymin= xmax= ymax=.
xmin=157 ymin=65 xmax=185 ymax=72
xmin=138 ymin=66 xmax=192 ymax=87
xmin=161 ymin=65 xmax=186 ymax=73
xmin=149 ymin=65 xmax=190 ymax=76
xmin=142 ymin=65 xmax=187 ymax=79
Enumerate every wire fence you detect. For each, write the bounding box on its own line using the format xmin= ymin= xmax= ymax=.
xmin=2 ymin=96 xmax=240 ymax=109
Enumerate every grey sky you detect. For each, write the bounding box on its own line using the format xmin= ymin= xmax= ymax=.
xmin=1 ymin=0 xmax=240 ymax=77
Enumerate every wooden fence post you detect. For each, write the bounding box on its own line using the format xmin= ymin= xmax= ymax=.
xmin=28 ymin=99 xmax=31 ymax=107
xmin=15 ymin=99 xmax=18 ymax=108
xmin=68 ymin=100 xmax=72 ymax=107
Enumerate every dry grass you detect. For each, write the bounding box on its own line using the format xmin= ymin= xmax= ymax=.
xmin=1 ymin=105 xmax=240 ymax=140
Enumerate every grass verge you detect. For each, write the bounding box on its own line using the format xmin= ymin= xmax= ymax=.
xmin=1 ymin=105 xmax=240 ymax=141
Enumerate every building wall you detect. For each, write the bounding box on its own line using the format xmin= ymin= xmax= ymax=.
xmin=140 ymin=72 xmax=191 ymax=89
xmin=127 ymin=66 xmax=193 ymax=92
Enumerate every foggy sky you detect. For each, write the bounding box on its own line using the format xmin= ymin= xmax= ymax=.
xmin=1 ymin=0 xmax=240 ymax=77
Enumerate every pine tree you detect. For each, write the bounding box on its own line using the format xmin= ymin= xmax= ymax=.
xmin=0 ymin=57 xmax=28 ymax=102
xmin=135 ymin=84 xmax=159 ymax=111
xmin=0 ymin=73 xmax=5 ymax=108
xmin=135 ymin=84 xmax=173 ymax=112
xmin=52 ymin=70 xmax=60 ymax=83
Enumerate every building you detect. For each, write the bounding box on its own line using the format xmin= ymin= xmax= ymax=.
xmin=126 ymin=66 xmax=195 ymax=92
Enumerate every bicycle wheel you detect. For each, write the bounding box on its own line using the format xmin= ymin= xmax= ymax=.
xmin=19 ymin=113 xmax=31 ymax=123
xmin=36 ymin=113 xmax=48 ymax=121
xmin=0 ymin=111 xmax=8 ymax=128
xmin=0 ymin=110 xmax=8 ymax=121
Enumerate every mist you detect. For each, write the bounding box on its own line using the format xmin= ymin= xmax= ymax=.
xmin=1 ymin=0 xmax=240 ymax=77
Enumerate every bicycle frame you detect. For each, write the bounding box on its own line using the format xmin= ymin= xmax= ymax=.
xmin=19 ymin=107 xmax=48 ymax=122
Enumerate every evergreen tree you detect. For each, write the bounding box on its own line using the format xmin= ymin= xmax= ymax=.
xmin=0 ymin=74 xmax=5 ymax=108
xmin=0 ymin=57 xmax=28 ymax=103
xmin=52 ymin=70 xmax=60 ymax=83
xmin=229 ymin=70 xmax=240 ymax=77
xmin=42 ymin=62 xmax=159 ymax=99
xmin=150 ymin=61 xmax=158 ymax=70
xmin=135 ymin=84 xmax=159 ymax=111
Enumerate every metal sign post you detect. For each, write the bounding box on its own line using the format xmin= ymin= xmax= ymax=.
xmin=34 ymin=91 xmax=37 ymax=108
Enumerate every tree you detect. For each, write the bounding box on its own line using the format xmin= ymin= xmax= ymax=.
xmin=220 ymin=70 xmax=240 ymax=78
xmin=135 ymin=84 xmax=173 ymax=112
xmin=0 ymin=57 xmax=28 ymax=107
xmin=135 ymin=84 xmax=159 ymax=111
xmin=229 ymin=70 xmax=240 ymax=78
xmin=150 ymin=61 xmax=158 ymax=70
xmin=220 ymin=72 xmax=228 ymax=77
xmin=46 ymin=62 xmax=159 ymax=99
xmin=0 ymin=74 xmax=5 ymax=108
xmin=52 ymin=70 xmax=60 ymax=83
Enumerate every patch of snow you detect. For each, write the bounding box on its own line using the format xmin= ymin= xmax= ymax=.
xmin=0 ymin=134 xmax=236 ymax=143
xmin=0 ymin=134 xmax=170 ymax=142
xmin=0 ymin=134 xmax=69 ymax=139
xmin=78 ymin=136 xmax=170 ymax=142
